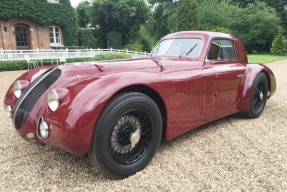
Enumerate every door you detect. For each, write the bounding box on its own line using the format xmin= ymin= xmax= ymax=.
xmin=206 ymin=39 xmax=246 ymax=108
xmin=15 ymin=25 xmax=31 ymax=50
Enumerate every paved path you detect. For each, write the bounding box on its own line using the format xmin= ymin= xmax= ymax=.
xmin=0 ymin=61 xmax=286 ymax=191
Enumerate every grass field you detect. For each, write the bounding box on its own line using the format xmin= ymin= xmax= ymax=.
xmin=248 ymin=54 xmax=287 ymax=64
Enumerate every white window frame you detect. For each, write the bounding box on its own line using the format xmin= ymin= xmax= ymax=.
xmin=47 ymin=0 xmax=59 ymax=3
xmin=49 ymin=26 xmax=62 ymax=47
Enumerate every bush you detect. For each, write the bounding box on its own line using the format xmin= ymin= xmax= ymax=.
xmin=211 ymin=27 xmax=232 ymax=34
xmin=78 ymin=28 xmax=99 ymax=48
xmin=0 ymin=54 xmax=132 ymax=71
xmin=271 ymin=33 xmax=287 ymax=54
xmin=66 ymin=58 xmax=93 ymax=63
xmin=0 ymin=61 xmax=27 ymax=71
xmin=124 ymin=43 xmax=144 ymax=52
xmin=93 ymin=54 xmax=131 ymax=61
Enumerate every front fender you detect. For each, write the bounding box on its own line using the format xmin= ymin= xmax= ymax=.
xmin=61 ymin=72 xmax=162 ymax=155
xmin=238 ymin=64 xmax=276 ymax=112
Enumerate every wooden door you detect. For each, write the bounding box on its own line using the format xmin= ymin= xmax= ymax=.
xmin=15 ymin=25 xmax=31 ymax=50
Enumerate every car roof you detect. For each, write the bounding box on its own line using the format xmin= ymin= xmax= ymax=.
xmin=162 ymin=31 xmax=235 ymax=40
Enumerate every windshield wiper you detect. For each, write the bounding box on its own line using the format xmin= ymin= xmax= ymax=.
xmin=179 ymin=44 xmax=198 ymax=58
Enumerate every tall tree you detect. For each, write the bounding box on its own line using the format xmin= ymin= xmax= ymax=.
xmin=149 ymin=0 xmax=177 ymax=39
xmin=90 ymin=0 xmax=149 ymax=48
xmin=192 ymin=0 xmax=281 ymax=52
xmin=232 ymin=0 xmax=287 ymax=29
xmin=76 ymin=1 xmax=91 ymax=28
xmin=177 ymin=0 xmax=197 ymax=31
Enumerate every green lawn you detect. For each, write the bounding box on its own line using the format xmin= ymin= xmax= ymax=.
xmin=248 ymin=54 xmax=287 ymax=64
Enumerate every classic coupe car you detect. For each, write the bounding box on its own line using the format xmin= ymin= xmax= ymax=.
xmin=4 ymin=31 xmax=276 ymax=179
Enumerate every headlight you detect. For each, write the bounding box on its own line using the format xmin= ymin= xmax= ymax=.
xmin=13 ymin=81 xmax=22 ymax=98
xmin=5 ymin=105 xmax=12 ymax=118
xmin=47 ymin=88 xmax=69 ymax=112
xmin=48 ymin=89 xmax=59 ymax=111
xmin=13 ymin=80 xmax=30 ymax=98
xmin=38 ymin=117 xmax=49 ymax=139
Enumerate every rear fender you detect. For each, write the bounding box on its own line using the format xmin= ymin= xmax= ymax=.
xmin=238 ymin=64 xmax=276 ymax=112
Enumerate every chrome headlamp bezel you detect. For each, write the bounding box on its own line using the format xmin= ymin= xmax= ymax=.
xmin=13 ymin=81 xmax=22 ymax=98
xmin=37 ymin=117 xmax=49 ymax=139
xmin=48 ymin=89 xmax=59 ymax=112
xmin=13 ymin=80 xmax=30 ymax=99
xmin=5 ymin=105 xmax=12 ymax=118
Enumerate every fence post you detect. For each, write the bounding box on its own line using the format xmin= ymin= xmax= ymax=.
xmin=0 ymin=48 xmax=3 ymax=54
xmin=110 ymin=47 xmax=113 ymax=52
xmin=37 ymin=48 xmax=40 ymax=59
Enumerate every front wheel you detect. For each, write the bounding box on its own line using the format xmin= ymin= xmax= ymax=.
xmin=246 ymin=72 xmax=269 ymax=118
xmin=89 ymin=92 xmax=162 ymax=179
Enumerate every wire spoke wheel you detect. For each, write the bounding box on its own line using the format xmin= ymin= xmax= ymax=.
xmin=110 ymin=110 xmax=152 ymax=165
xmin=89 ymin=92 xmax=162 ymax=179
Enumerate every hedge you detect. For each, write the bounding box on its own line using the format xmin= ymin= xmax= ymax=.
xmin=0 ymin=54 xmax=132 ymax=71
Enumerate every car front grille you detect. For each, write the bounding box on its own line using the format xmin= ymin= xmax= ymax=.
xmin=13 ymin=69 xmax=61 ymax=129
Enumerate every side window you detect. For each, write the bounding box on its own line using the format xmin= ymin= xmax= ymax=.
xmin=207 ymin=39 xmax=236 ymax=61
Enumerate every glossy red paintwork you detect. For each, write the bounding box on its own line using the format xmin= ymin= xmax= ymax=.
xmin=4 ymin=31 xmax=276 ymax=155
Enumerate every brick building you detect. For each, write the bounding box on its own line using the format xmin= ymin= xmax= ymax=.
xmin=0 ymin=18 xmax=63 ymax=50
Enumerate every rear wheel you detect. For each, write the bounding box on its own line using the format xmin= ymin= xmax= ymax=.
xmin=89 ymin=92 xmax=162 ymax=179
xmin=246 ymin=72 xmax=268 ymax=118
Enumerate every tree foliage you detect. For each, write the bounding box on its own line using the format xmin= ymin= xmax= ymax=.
xmin=149 ymin=0 xmax=177 ymax=39
xmin=175 ymin=0 xmax=281 ymax=52
xmin=177 ymin=0 xmax=197 ymax=31
xmin=78 ymin=28 xmax=98 ymax=48
xmin=271 ymin=32 xmax=287 ymax=54
xmin=90 ymin=0 xmax=149 ymax=48
xmin=74 ymin=0 xmax=285 ymax=52
xmin=0 ymin=0 xmax=78 ymax=46
xmin=76 ymin=1 xmax=91 ymax=28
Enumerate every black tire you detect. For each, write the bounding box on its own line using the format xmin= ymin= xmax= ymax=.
xmin=246 ymin=72 xmax=268 ymax=118
xmin=89 ymin=92 xmax=162 ymax=179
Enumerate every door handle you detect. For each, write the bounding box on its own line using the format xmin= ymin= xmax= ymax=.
xmin=237 ymin=74 xmax=243 ymax=78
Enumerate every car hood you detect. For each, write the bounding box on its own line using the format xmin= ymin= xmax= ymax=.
xmin=70 ymin=57 xmax=172 ymax=75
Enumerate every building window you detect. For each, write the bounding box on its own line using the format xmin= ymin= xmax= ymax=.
xmin=47 ymin=0 xmax=59 ymax=3
xmin=49 ymin=26 xmax=62 ymax=46
xmin=15 ymin=25 xmax=30 ymax=49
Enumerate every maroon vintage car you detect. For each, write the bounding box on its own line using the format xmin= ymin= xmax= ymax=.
xmin=4 ymin=31 xmax=276 ymax=179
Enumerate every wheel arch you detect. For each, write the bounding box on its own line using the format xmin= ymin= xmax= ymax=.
xmin=238 ymin=64 xmax=276 ymax=112
xmin=111 ymin=85 xmax=167 ymax=140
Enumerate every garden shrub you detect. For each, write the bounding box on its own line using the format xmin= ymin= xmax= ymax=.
xmin=123 ymin=43 xmax=144 ymax=52
xmin=271 ymin=33 xmax=287 ymax=54
xmin=0 ymin=54 xmax=132 ymax=71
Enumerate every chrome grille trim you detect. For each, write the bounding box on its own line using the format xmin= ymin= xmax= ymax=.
xmin=12 ymin=68 xmax=57 ymax=128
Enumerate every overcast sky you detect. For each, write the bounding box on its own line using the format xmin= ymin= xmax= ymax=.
xmin=70 ymin=0 xmax=84 ymax=8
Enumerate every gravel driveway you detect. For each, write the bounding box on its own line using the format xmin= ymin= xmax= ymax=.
xmin=0 ymin=61 xmax=286 ymax=191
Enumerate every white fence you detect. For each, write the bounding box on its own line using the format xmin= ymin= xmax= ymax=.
xmin=0 ymin=48 xmax=149 ymax=61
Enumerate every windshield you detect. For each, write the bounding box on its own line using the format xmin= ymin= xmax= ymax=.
xmin=150 ymin=38 xmax=203 ymax=58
